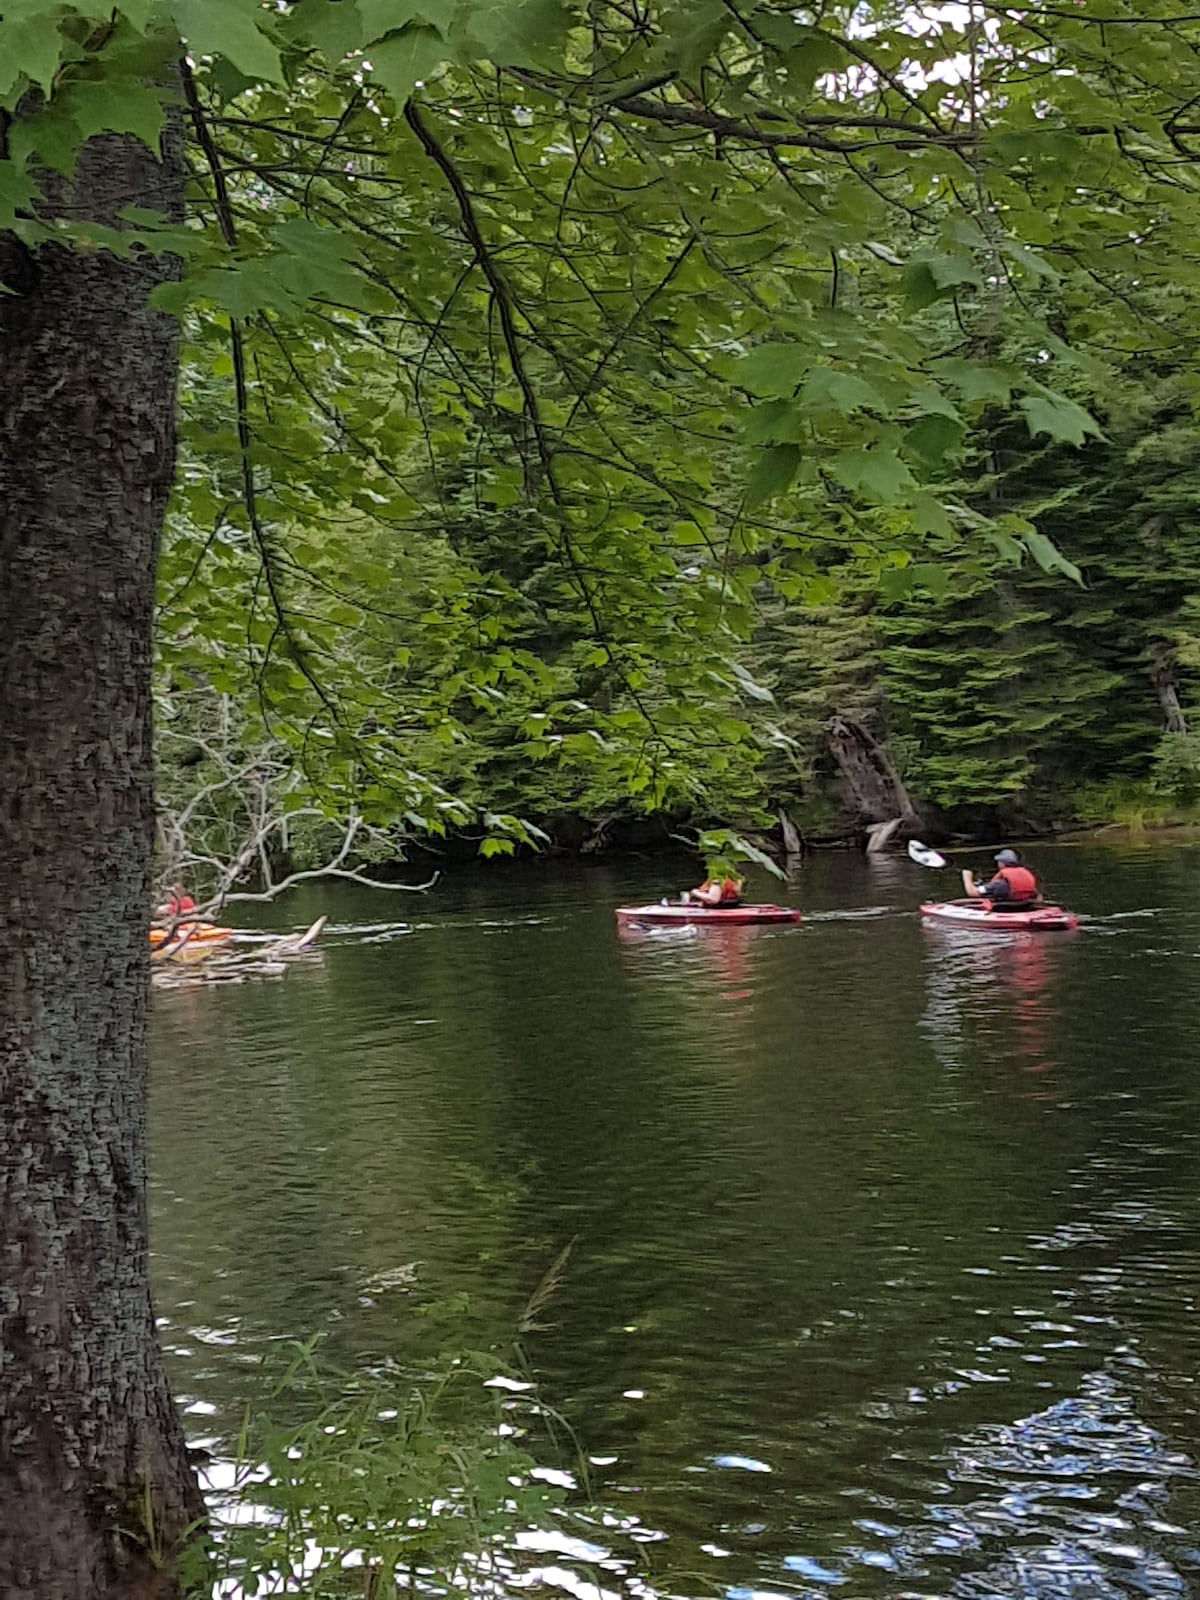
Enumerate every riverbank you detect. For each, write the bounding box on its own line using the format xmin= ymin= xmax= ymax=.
xmin=257 ymin=777 xmax=1200 ymax=894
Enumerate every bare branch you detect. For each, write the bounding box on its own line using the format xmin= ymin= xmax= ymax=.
xmin=208 ymin=864 xmax=440 ymax=911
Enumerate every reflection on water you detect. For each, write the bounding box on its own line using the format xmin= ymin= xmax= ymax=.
xmin=150 ymin=845 xmax=1200 ymax=1598
xmin=920 ymin=928 xmax=1069 ymax=1095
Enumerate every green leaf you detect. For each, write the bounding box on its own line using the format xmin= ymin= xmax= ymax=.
xmin=800 ymin=366 xmax=889 ymax=415
xmin=745 ymin=442 xmax=801 ymax=508
xmin=147 ymin=279 xmax=195 ymax=315
xmin=665 ymin=0 xmax=731 ymax=75
xmin=7 ymin=102 xmax=81 ymax=175
xmin=358 ymin=0 xmax=445 ymax=45
xmin=902 ymin=249 xmax=982 ymax=309
xmin=908 ymin=385 xmax=961 ymax=422
xmin=0 ymin=0 xmax=110 ymax=13
xmin=728 ymin=661 xmax=775 ymax=704
xmin=920 ymin=249 xmax=984 ymax=291
xmin=778 ymin=28 xmax=847 ymax=92
xmin=831 ymin=448 xmax=913 ymax=503
xmin=115 ymin=0 xmax=158 ymax=28
xmin=751 ymin=14 xmax=846 ymax=86
xmin=986 ymin=530 xmax=1025 ymax=563
xmin=270 ymin=216 xmax=362 ymax=266
xmin=935 ymin=359 xmax=1018 ymax=406
xmin=266 ymin=217 xmax=385 ymax=309
xmin=479 ymin=835 xmax=516 ymax=857
xmin=61 ymin=80 xmax=166 ymax=152
xmin=284 ymin=0 xmax=366 ymax=62
xmin=156 ymin=264 xmax=299 ymax=318
xmin=1041 ymin=333 xmax=1109 ymax=383
xmin=1019 ymin=393 xmax=1104 ymax=448
xmin=879 ymin=565 xmax=914 ymax=601
xmin=911 ymin=562 xmax=950 ymax=601
xmin=912 ymin=493 xmax=955 ymax=541
xmin=172 ymin=0 xmax=283 ymax=81
xmin=943 ymin=216 xmax=989 ymax=252
xmin=738 ymin=342 xmax=808 ymax=398
xmin=0 ymin=156 xmax=36 ymax=232
xmin=465 ymin=0 xmax=571 ymax=64
xmin=0 ymin=16 xmax=64 ymax=96
xmin=1023 ymin=531 xmax=1083 ymax=585
xmin=743 ymin=399 xmax=806 ymax=445
xmin=904 ymin=413 xmax=964 ymax=467
xmin=369 ymin=23 xmax=446 ymax=101
xmin=999 ymin=237 xmax=1060 ymax=282
xmin=901 ymin=260 xmax=941 ymax=311
xmin=697 ymin=829 xmax=785 ymax=880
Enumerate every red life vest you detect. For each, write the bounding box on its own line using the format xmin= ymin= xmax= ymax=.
xmin=995 ymin=864 xmax=1038 ymax=902
xmin=698 ymin=878 xmax=742 ymax=903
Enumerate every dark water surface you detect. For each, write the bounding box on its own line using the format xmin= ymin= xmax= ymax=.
xmin=151 ymin=844 xmax=1200 ymax=1598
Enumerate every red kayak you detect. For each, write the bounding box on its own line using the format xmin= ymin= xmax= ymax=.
xmin=615 ymin=903 xmax=801 ymax=926
xmin=921 ymin=899 xmax=1079 ymax=932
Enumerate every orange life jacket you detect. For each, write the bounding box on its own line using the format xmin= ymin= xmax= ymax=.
xmin=700 ymin=878 xmax=742 ymax=903
xmin=995 ymin=864 xmax=1038 ymax=902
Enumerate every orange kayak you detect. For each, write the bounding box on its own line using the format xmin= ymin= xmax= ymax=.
xmin=150 ymin=922 xmax=234 ymax=954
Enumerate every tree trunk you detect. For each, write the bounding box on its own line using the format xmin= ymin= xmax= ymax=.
xmin=1149 ymin=645 xmax=1188 ymax=736
xmin=825 ymin=714 xmax=921 ymax=829
xmin=0 ymin=122 xmax=205 ymax=1598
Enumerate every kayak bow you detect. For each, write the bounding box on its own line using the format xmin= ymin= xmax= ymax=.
xmin=920 ymin=899 xmax=1079 ymax=932
xmin=150 ymin=921 xmax=234 ymax=956
xmin=615 ymin=903 xmax=801 ymax=926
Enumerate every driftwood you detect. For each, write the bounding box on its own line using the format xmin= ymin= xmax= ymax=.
xmin=865 ymin=817 xmax=903 ymax=854
xmin=151 ymin=917 xmax=327 ymax=988
xmin=826 ymin=715 xmax=921 ymax=833
xmin=778 ymin=809 xmax=804 ymax=859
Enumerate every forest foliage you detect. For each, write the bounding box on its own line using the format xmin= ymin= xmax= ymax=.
xmin=7 ymin=0 xmax=1200 ymax=858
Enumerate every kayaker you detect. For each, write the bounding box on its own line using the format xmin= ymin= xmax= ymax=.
xmin=157 ymin=884 xmax=198 ymax=919
xmin=962 ymin=849 xmax=1040 ymax=907
xmin=682 ymin=875 xmax=744 ymax=908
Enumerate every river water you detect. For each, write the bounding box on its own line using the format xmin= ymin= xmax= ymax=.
xmin=150 ymin=843 xmax=1200 ymax=1598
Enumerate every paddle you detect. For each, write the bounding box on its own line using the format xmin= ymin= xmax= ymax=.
xmin=907 ymin=839 xmax=947 ymax=869
xmin=908 ymin=838 xmax=983 ymax=902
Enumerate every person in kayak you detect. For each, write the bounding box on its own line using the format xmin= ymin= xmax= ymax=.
xmin=682 ymin=875 xmax=744 ymax=908
xmin=962 ymin=849 xmax=1040 ymax=907
xmin=156 ymin=884 xmax=198 ymax=919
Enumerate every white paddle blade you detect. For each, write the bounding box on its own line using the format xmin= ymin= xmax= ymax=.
xmin=908 ymin=839 xmax=947 ymax=869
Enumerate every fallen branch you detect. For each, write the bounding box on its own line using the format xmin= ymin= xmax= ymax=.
xmin=205 ymin=864 xmax=439 ymax=912
xmin=155 ymin=689 xmax=435 ymax=921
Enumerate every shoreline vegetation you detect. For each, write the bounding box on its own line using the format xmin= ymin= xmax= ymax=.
xmin=286 ymin=803 xmax=1200 ymax=881
xmin=193 ymin=1340 xmax=591 ymax=1600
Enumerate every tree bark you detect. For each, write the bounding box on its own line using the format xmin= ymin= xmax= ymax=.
xmin=0 ymin=120 xmax=205 ymax=1598
xmin=825 ymin=714 xmax=921 ymax=829
xmin=1149 ymin=645 xmax=1188 ymax=736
